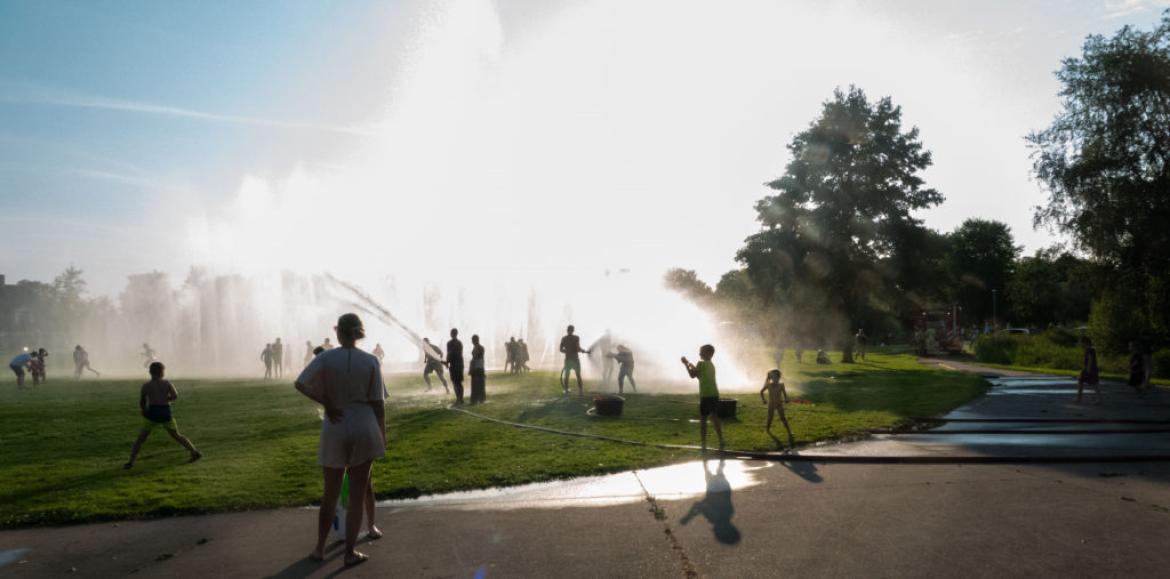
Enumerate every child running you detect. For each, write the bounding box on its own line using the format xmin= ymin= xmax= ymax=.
xmin=760 ymin=368 xmax=795 ymax=446
xmin=681 ymin=344 xmax=725 ymax=452
xmin=124 ymin=362 xmax=202 ymax=469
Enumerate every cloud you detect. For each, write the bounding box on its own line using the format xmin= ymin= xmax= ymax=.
xmin=0 ymin=78 xmax=375 ymax=137
xmin=1104 ymin=0 xmax=1170 ymax=19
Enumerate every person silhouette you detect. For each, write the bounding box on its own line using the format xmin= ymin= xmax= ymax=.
xmin=446 ymin=329 xmax=465 ymax=404
xmin=591 ymin=330 xmax=614 ymax=384
xmin=272 ymin=338 xmax=284 ymax=378
xmin=469 ymin=334 xmax=486 ymax=404
xmin=559 ymin=325 xmax=589 ymax=396
xmin=679 ymin=459 xmax=740 ymax=545
xmin=421 ymin=338 xmax=449 ymax=393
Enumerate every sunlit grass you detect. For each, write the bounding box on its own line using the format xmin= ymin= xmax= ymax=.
xmin=0 ymin=353 xmax=986 ymax=527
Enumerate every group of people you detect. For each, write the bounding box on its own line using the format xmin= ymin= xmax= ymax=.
xmin=260 ymin=338 xmax=289 ymax=379
xmin=557 ymin=326 xmax=638 ymax=395
xmin=1075 ymin=337 xmax=1156 ymax=403
xmin=502 ymin=337 xmax=531 ymax=374
xmin=8 ymin=348 xmax=48 ymax=388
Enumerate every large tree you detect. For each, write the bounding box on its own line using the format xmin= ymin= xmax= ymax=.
xmin=944 ymin=219 xmax=1019 ymax=326
xmin=738 ymin=87 xmax=942 ymax=359
xmin=1007 ymin=248 xmax=1093 ymax=327
xmin=1028 ymin=11 xmax=1170 ymax=341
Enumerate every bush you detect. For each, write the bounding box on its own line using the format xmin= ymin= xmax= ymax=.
xmin=1153 ymin=350 xmax=1170 ymax=379
xmin=1043 ymin=327 xmax=1080 ymax=348
xmin=973 ymin=335 xmax=1018 ymax=364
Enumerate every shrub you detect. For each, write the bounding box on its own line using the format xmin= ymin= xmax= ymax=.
xmin=973 ymin=335 xmax=1017 ymax=364
xmin=1153 ymin=350 xmax=1170 ymax=379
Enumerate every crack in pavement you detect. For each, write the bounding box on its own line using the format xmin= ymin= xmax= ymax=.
xmin=633 ymin=471 xmax=698 ymax=578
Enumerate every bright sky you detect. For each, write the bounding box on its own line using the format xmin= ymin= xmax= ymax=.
xmin=2 ymin=0 xmax=1168 ymax=297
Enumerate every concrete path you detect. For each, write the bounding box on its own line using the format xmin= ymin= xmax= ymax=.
xmin=3 ymin=363 xmax=1169 ymax=578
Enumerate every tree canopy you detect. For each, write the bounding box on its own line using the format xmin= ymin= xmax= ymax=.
xmin=735 ymin=87 xmax=942 ymax=351
xmin=1029 ymin=11 xmax=1170 ymax=339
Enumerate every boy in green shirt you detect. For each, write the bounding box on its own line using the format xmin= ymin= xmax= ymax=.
xmin=681 ymin=344 xmax=725 ymax=452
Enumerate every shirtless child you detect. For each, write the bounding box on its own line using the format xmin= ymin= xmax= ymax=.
xmin=124 ymin=362 xmax=202 ymax=469
xmin=759 ymin=368 xmax=794 ymax=446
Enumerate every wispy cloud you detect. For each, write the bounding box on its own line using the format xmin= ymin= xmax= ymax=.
xmin=0 ymin=79 xmax=375 ymax=137
xmin=1104 ymin=0 xmax=1170 ymax=19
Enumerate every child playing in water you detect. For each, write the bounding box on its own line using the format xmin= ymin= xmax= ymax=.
xmin=124 ymin=362 xmax=202 ymax=469
xmin=759 ymin=368 xmax=794 ymax=446
xmin=681 ymin=344 xmax=725 ymax=452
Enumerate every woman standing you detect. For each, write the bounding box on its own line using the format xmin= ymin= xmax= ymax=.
xmin=295 ymin=313 xmax=385 ymax=568
xmin=469 ymin=334 xmax=486 ymax=404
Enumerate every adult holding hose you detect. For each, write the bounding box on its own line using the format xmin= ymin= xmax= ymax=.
xmin=295 ymin=313 xmax=386 ymax=568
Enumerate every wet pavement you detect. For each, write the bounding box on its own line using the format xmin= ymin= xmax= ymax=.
xmin=813 ymin=374 xmax=1170 ymax=460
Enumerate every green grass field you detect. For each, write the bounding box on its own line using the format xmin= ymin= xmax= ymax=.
xmin=0 ymin=353 xmax=986 ymax=527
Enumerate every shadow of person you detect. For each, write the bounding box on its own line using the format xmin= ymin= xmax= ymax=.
xmin=767 ymin=430 xmax=796 ymax=450
xmin=678 ymin=458 xmax=741 ymax=545
xmin=780 ymin=459 xmax=823 ymax=483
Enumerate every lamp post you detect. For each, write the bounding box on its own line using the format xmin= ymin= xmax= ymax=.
xmin=992 ymin=289 xmax=998 ymax=332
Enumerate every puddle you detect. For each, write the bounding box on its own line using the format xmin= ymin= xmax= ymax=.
xmin=370 ymin=460 xmax=771 ymax=511
xmin=0 ymin=549 xmax=29 ymax=569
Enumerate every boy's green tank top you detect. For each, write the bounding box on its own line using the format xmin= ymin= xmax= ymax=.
xmin=696 ymin=360 xmax=718 ymax=397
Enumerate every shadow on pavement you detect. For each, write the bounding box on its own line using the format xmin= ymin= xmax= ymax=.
xmin=678 ymin=459 xmax=741 ymax=545
xmin=780 ymin=459 xmax=823 ymax=483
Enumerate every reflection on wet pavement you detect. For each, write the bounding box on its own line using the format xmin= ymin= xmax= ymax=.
xmin=375 ymin=460 xmax=772 ymax=511
xmin=819 ymin=375 xmax=1170 ymax=458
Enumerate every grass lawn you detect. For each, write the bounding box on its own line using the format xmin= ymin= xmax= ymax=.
xmin=0 ymin=352 xmax=986 ymax=527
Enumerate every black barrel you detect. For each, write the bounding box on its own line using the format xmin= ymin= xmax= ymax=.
xmin=594 ymin=395 xmax=625 ymax=417
xmin=716 ymin=398 xmax=737 ymax=419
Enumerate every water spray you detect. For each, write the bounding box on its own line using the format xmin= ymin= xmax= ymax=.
xmin=322 ymin=273 xmax=441 ymax=358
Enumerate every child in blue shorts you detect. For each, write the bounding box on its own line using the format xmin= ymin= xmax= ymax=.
xmin=124 ymin=362 xmax=202 ymax=469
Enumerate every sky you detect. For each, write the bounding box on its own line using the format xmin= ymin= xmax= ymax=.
xmin=2 ymin=0 xmax=1169 ymax=297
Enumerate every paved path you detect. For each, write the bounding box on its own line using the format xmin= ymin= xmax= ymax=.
xmin=3 ymin=363 xmax=1170 ymax=578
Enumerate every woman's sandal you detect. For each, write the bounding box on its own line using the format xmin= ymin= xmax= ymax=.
xmin=367 ymin=527 xmax=384 ymax=540
xmin=344 ymin=552 xmax=369 ymax=568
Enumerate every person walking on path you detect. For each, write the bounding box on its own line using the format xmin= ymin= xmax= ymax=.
xmin=760 ymin=368 xmax=794 ymax=446
xmin=560 ymin=325 xmax=590 ymax=396
xmin=73 ymin=345 xmax=100 ymax=379
xmin=294 ymin=313 xmax=386 ymax=569
xmin=469 ymin=334 xmax=486 ymax=404
xmin=421 ymin=338 xmax=449 ymax=393
xmin=124 ymin=361 xmax=202 ymax=469
xmin=304 ymin=340 xmax=315 ymax=368
xmin=372 ymin=343 xmax=385 ymax=365
xmin=1076 ymin=337 xmax=1102 ymax=404
xmin=446 ymin=329 xmax=465 ymax=404
xmin=682 ymin=344 xmax=725 ymax=452
xmin=1128 ymin=340 xmax=1154 ymax=397
xmin=9 ymin=350 xmax=34 ymax=388
xmin=855 ymin=329 xmax=868 ymax=361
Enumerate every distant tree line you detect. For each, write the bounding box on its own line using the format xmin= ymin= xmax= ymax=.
xmin=669 ymin=12 xmax=1170 ymax=358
